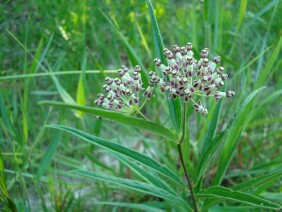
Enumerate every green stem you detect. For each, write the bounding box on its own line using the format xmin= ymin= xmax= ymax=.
xmin=139 ymin=98 xmax=148 ymax=110
xmin=179 ymin=103 xmax=187 ymax=144
xmin=177 ymin=144 xmax=198 ymax=212
xmin=138 ymin=111 xmax=150 ymax=121
xmin=178 ymin=102 xmax=198 ymax=212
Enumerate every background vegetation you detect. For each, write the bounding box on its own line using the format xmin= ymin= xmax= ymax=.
xmin=0 ymin=0 xmax=281 ymax=211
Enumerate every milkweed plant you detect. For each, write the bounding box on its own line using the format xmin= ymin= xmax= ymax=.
xmin=93 ymin=43 xmax=235 ymax=211
xmin=45 ymin=36 xmax=282 ymax=210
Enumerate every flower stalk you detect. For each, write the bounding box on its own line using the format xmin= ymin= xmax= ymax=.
xmin=178 ymin=102 xmax=198 ymax=212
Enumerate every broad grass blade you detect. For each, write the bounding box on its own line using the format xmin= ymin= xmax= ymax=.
xmin=236 ymin=0 xmax=248 ymax=31
xmin=76 ymin=52 xmax=87 ymax=117
xmin=37 ymin=132 xmax=62 ymax=178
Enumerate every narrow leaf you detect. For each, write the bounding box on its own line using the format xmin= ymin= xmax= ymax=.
xmin=114 ymin=153 xmax=176 ymax=194
xmin=99 ymin=10 xmax=149 ymax=85
xmin=236 ymin=0 xmax=248 ymax=31
xmin=197 ymin=87 xmax=265 ymax=182
xmin=40 ymin=101 xmax=177 ymax=141
xmin=147 ymin=0 xmax=181 ymax=133
xmin=74 ymin=170 xmax=190 ymax=208
xmin=94 ymin=202 xmax=165 ymax=212
xmin=76 ymin=52 xmax=87 ymax=117
xmin=255 ymin=36 xmax=282 ymax=88
xmin=204 ymin=169 xmax=282 ymax=209
xmin=37 ymin=132 xmax=62 ymax=178
xmin=47 ymin=125 xmax=184 ymax=186
xmin=197 ymin=186 xmax=281 ymax=210
xmin=0 ymin=91 xmax=23 ymax=146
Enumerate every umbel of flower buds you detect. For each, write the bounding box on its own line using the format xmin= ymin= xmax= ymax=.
xmin=95 ymin=65 xmax=149 ymax=113
xmin=150 ymin=42 xmax=235 ymax=115
xmin=95 ymin=42 xmax=235 ymax=116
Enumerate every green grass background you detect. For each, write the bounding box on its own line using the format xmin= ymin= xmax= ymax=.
xmin=0 ymin=0 xmax=281 ymax=211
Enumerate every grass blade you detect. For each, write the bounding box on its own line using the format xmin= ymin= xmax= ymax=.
xmin=37 ymin=132 xmax=62 ymax=178
xmin=113 ymin=153 xmax=176 ymax=194
xmin=204 ymin=169 xmax=282 ymax=209
xmin=74 ymin=170 xmax=189 ymax=208
xmin=196 ymin=87 xmax=265 ymax=183
xmin=236 ymin=0 xmax=248 ymax=31
xmin=99 ymin=9 xmax=149 ymax=85
xmin=197 ymin=186 xmax=281 ymax=210
xmin=40 ymin=101 xmax=177 ymax=141
xmin=255 ymin=36 xmax=282 ymax=88
xmin=147 ymin=0 xmax=182 ymax=133
xmin=0 ymin=91 xmax=23 ymax=146
xmin=76 ymin=52 xmax=87 ymax=117
xmin=212 ymin=87 xmax=266 ymax=186
xmin=47 ymin=125 xmax=184 ymax=186
xmin=93 ymin=202 xmax=165 ymax=212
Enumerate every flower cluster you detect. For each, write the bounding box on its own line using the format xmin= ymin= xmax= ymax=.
xmin=150 ymin=43 xmax=235 ymax=115
xmin=95 ymin=42 xmax=235 ymax=116
xmin=94 ymin=65 xmax=144 ymax=112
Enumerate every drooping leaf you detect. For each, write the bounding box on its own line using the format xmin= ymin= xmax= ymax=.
xmin=74 ymin=170 xmax=190 ymax=209
xmin=46 ymin=125 xmax=184 ymax=186
xmin=197 ymin=186 xmax=281 ymax=210
xmin=113 ymin=153 xmax=176 ymax=194
xmin=93 ymin=202 xmax=165 ymax=212
xmin=40 ymin=101 xmax=177 ymax=141
xmin=204 ymin=169 xmax=282 ymax=209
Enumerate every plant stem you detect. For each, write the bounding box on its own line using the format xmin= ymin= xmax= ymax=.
xmin=177 ymin=144 xmax=198 ymax=212
xmin=178 ymin=102 xmax=198 ymax=212
xmin=138 ymin=111 xmax=150 ymax=121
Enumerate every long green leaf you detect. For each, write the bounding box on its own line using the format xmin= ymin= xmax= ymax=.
xmin=204 ymin=97 xmax=224 ymax=151
xmin=76 ymin=52 xmax=87 ymax=117
xmin=204 ymin=169 xmax=282 ymax=209
xmin=46 ymin=125 xmax=184 ymax=186
xmin=0 ymin=91 xmax=23 ymax=146
xmin=197 ymin=87 xmax=265 ymax=183
xmin=236 ymin=0 xmax=247 ymax=31
xmin=212 ymin=88 xmax=266 ymax=186
xmin=197 ymin=186 xmax=281 ymax=210
xmin=232 ymin=169 xmax=282 ymax=192
xmin=40 ymin=101 xmax=177 ymax=141
xmin=37 ymin=132 xmax=62 ymax=178
xmin=113 ymin=153 xmax=176 ymax=194
xmin=93 ymin=202 xmax=165 ymax=212
xmin=74 ymin=170 xmax=189 ymax=208
xmin=147 ymin=0 xmax=182 ymax=133
xmin=255 ymin=35 xmax=282 ymax=88
xmin=99 ymin=9 xmax=149 ymax=85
